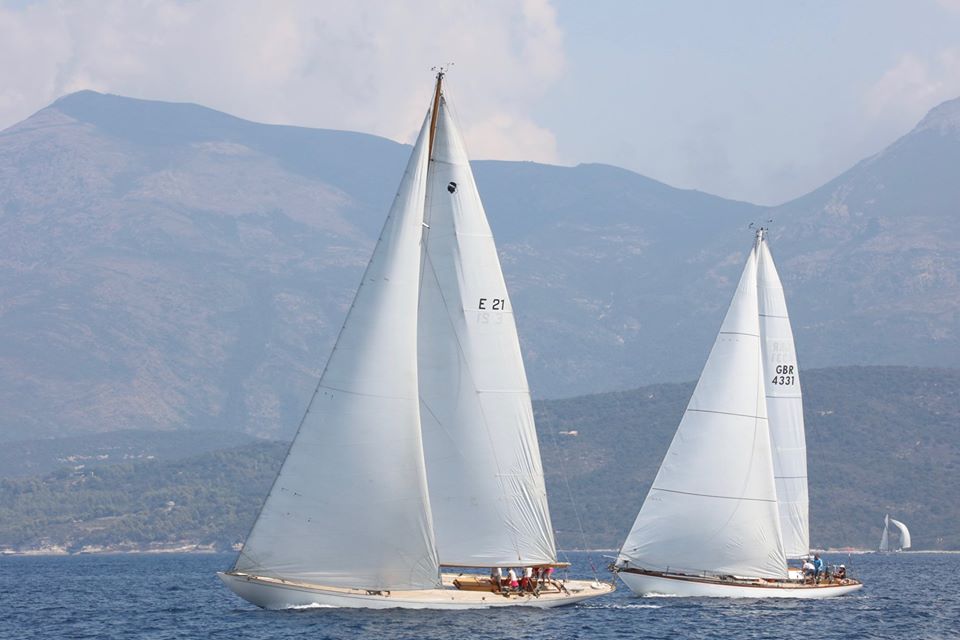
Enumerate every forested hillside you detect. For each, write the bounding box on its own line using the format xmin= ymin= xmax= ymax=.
xmin=1 ymin=367 xmax=956 ymax=553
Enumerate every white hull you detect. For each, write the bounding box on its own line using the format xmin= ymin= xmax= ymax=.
xmin=618 ymin=570 xmax=862 ymax=600
xmin=219 ymin=572 xmax=614 ymax=610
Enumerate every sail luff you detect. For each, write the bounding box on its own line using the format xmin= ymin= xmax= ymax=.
xmin=757 ymin=231 xmax=811 ymax=558
xmin=428 ymin=71 xmax=443 ymax=160
xmin=417 ymin=89 xmax=557 ymax=567
xmin=618 ymin=245 xmax=788 ymax=579
xmin=233 ymin=111 xmax=440 ymax=591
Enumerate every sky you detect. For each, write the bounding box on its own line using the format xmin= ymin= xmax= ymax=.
xmin=1 ymin=0 xmax=958 ymax=205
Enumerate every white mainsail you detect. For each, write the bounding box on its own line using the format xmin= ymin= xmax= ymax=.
xmin=757 ymin=232 xmax=810 ymax=558
xmin=879 ymin=514 xmax=891 ymax=552
xmin=890 ymin=517 xmax=912 ymax=549
xmin=618 ymin=246 xmax=788 ymax=579
xmin=233 ymin=112 xmax=440 ymax=590
xmin=417 ymin=91 xmax=557 ymax=567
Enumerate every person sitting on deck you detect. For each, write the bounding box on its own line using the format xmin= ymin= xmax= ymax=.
xmin=802 ymin=559 xmax=816 ymax=583
xmin=521 ymin=566 xmax=534 ymax=592
xmin=836 ymin=564 xmax=846 ymax=580
xmin=507 ymin=568 xmax=519 ymax=592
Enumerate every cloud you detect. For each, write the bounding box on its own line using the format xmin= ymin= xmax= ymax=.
xmin=865 ymin=47 xmax=960 ymax=129
xmin=936 ymin=0 xmax=960 ymax=13
xmin=0 ymin=0 xmax=565 ymax=163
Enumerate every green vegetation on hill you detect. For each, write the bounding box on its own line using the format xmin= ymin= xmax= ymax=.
xmin=540 ymin=366 xmax=960 ymax=550
xmin=0 ymin=442 xmax=284 ymax=551
xmin=0 ymin=367 xmax=956 ymax=553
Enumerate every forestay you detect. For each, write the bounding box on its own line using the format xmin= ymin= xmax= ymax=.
xmin=417 ymin=93 xmax=557 ymax=567
xmin=757 ymin=233 xmax=810 ymax=559
xmin=618 ymin=248 xmax=788 ymax=579
xmin=233 ymin=113 xmax=440 ymax=590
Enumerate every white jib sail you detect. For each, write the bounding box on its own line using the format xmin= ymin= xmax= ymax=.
xmin=234 ymin=112 xmax=440 ymax=590
xmin=417 ymin=93 xmax=557 ymax=567
xmin=757 ymin=233 xmax=810 ymax=559
xmin=890 ymin=517 xmax=911 ymax=549
xmin=879 ymin=515 xmax=890 ymax=552
xmin=618 ymin=247 xmax=788 ymax=579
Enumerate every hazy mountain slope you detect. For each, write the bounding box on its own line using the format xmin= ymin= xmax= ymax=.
xmin=761 ymin=96 xmax=960 ymax=372
xmin=2 ymin=367 xmax=955 ymax=552
xmin=0 ymin=91 xmax=956 ymax=440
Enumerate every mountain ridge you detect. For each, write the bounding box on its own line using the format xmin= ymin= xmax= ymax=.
xmin=0 ymin=91 xmax=956 ymax=440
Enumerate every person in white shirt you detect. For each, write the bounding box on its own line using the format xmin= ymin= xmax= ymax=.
xmin=507 ymin=568 xmax=519 ymax=591
xmin=802 ymin=559 xmax=816 ymax=583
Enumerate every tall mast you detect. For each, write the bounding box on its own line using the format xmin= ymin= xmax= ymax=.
xmin=428 ymin=69 xmax=444 ymax=159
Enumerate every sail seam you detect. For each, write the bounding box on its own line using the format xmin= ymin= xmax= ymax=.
xmin=687 ymin=408 xmax=767 ymax=420
xmin=758 ymin=313 xmax=788 ymax=319
xmin=718 ymin=331 xmax=760 ymax=338
xmin=650 ymin=487 xmax=777 ymax=503
xmin=317 ymin=383 xmax=415 ymax=401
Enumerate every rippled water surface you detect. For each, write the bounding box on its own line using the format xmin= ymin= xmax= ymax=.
xmin=3 ymin=552 xmax=957 ymax=639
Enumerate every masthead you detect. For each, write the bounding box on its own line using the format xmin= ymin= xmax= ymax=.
xmin=428 ymin=64 xmax=453 ymax=159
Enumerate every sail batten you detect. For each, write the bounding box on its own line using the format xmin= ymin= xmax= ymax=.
xmin=418 ymin=92 xmax=557 ymax=567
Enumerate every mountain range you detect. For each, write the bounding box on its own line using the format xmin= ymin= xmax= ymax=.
xmin=0 ymin=91 xmax=957 ymax=440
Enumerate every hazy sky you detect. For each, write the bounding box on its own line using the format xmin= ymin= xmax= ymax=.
xmin=1 ymin=0 xmax=958 ymax=204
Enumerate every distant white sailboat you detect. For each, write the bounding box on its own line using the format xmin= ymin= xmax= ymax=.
xmin=879 ymin=514 xmax=912 ymax=552
xmin=613 ymin=229 xmax=862 ymax=598
xmin=218 ymin=71 xmax=613 ymax=610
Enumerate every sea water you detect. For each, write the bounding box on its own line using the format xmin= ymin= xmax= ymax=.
xmin=2 ymin=552 xmax=957 ymax=639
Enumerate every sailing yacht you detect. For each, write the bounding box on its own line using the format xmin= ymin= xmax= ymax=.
xmin=879 ymin=514 xmax=912 ymax=552
xmin=613 ymin=229 xmax=862 ymax=598
xmin=218 ymin=72 xmax=614 ymax=609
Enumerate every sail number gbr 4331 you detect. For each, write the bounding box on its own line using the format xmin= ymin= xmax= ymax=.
xmin=771 ymin=364 xmax=797 ymax=385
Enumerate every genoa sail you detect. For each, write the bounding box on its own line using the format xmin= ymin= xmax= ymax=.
xmin=890 ymin=517 xmax=912 ymax=550
xmin=617 ymin=246 xmax=788 ymax=579
xmin=757 ymin=232 xmax=810 ymax=559
xmin=879 ymin=515 xmax=890 ymax=552
xmin=417 ymin=90 xmax=557 ymax=567
xmin=233 ymin=112 xmax=440 ymax=590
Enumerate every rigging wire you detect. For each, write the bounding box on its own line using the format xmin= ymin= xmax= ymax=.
xmin=542 ymin=404 xmax=603 ymax=583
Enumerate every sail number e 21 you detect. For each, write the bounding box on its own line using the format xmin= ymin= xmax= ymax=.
xmin=771 ymin=364 xmax=796 ymax=385
xmin=478 ymin=298 xmax=505 ymax=311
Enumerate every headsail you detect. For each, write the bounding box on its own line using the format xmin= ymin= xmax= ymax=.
xmin=756 ymin=230 xmax=810 ymax=558
xmin=890 ymin=517 xmax=911 ymax=550
xmin=233 ymin=111 xmax=440 ymax=590
xmin=417 ymin=81 xmax=557 ymax=567
xmin=618 ymin=247 xmax=788 ymax=579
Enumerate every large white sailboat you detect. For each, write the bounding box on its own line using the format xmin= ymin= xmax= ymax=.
xmin=218 ymin=72 xmax=613 ymax=610
xmin=879 ymin=514 xmax=912 ymax=552
xmin=613 ymin=229 xmax=862 ymax=598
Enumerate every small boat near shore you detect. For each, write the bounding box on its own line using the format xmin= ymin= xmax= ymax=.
xmin=879 ymin=514 xmax=912 ymax=552
xmin=612 ymin=229 xmax=862 ymax=599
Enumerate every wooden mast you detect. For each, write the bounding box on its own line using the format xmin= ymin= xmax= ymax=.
xmin=428 ymin=69 xmax=444 ymax=159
